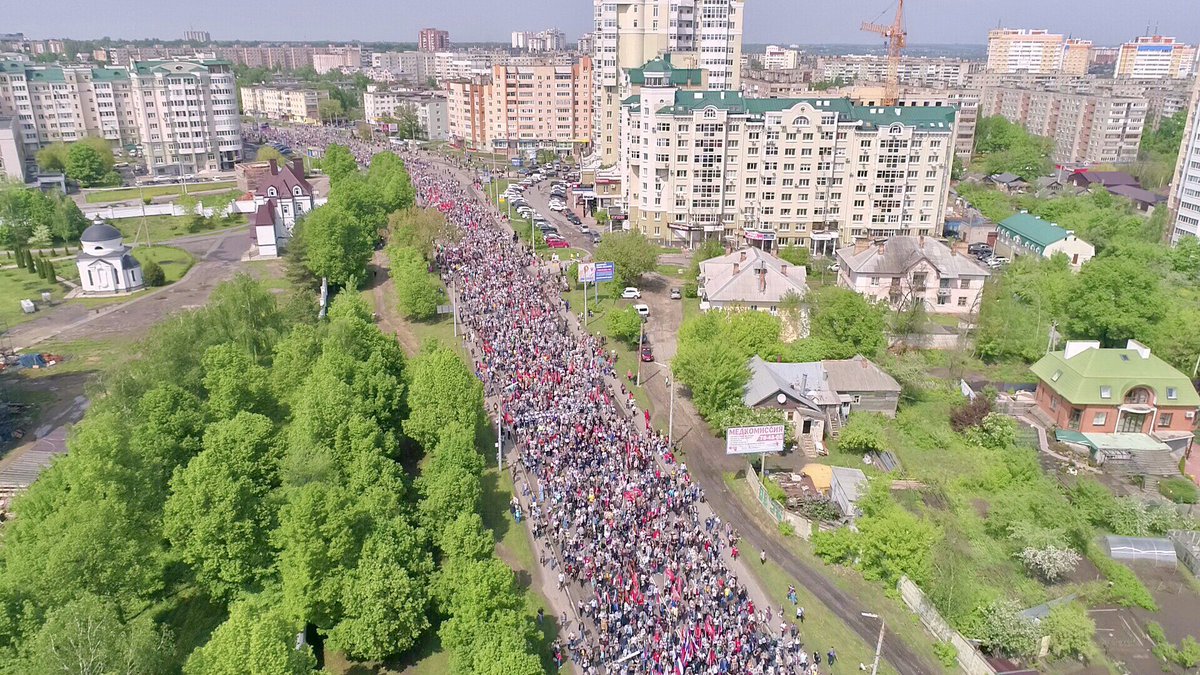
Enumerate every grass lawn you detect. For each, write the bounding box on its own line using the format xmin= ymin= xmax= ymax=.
xmin=0 ymin=267 xmax=68 ymax=328
xmin=20 ymin=337 xmax=130 ymax=379
xmin=131 ymin=246 xmax=195 ymax=284
xmin=242 ymin=259 xmax=292 ymax=291
xmin=198 ymin=189 xmax=244 ymax=207
xmin=83 ymin=180 xmax=237 ymax=203
xmin=111 ymin=213 xmax=247 ymax=244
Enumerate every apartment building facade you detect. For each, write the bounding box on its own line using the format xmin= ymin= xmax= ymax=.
xmin=980 ymin=85 xmax=1147 ymax=165
xmin=362 ymin=89 xmax=449 ymax=140
xmin=987 ymin=29 xmax=1067 ymax=74
xmin=0 ymin=115 xmax=26 ymax=181
xmin=419 ymin=29 xmax=450 ymax=53
xmin=816 ymin=56 xmax=980 ymax=89
xmin=445 ymin=77 xmax=489 ymax=149
xmin=1061 ymin=39 xmax=1093 ymax=75
xmin=619 ymin=84 xmax=956 ymax=251
xmin=1114 ymin=36 xmax=1196 ymax=79
xmin=593 ymin=0 xmax=745 ymax=164
xmin=240 ymin=85 xmax=328 ymax=124
xmin=0 ymin=59 xmax=141 ymax=153
xmin=1167 ymin=77 xmax=1200 ymax=242
xmin=762 ymin=45 xmax=800 ymax=71
xmin=129 ymin=60 xmax=241 ymax=175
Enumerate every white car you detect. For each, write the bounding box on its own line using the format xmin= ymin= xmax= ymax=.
xmin=621 ymin=287 xmax=641 ymax=299
xmin=549 ymin=201 xmax=565 ymax=212
xmin=579 ymin=224 xmax=590 ymax=233
xmin=634 ymin=303 xmax=650 ymax=317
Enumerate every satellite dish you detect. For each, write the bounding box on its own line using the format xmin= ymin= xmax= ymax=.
xmin=777 ymin=393 xmax=787 ymax=404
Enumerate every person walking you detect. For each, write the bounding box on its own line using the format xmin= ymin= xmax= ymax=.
xmin=760 ymin=549 xmax=767 ymax=565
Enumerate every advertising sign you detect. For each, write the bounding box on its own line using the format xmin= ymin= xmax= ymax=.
xmin=725 ymin=425 xmax=786 ymax=455
xmin=578 ymin=262 xmax=596 ymax=283
xmin=744 ymin=230 xmax=777 ymax=242
xmin=594 ymin=262 xmax=615 ymax=282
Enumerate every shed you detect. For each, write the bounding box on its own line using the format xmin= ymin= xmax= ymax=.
xmin=1103 ymin=535 xmax=1177 ymax=566
xmin=830 ymin=466 xmax=868 ymax=518
xmin=1169 ymin=530 xmax=1200 ymax=577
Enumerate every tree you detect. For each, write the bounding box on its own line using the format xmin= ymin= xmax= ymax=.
xmin=1065 ymin=257 xmax=1164 ymax=346
xmin=964 ymin=412 xmax=1017 ymax=450
xmin=141 ymin=259 xmax=165 ymax=287
xmin=299 ymin=204 xmax=374 ymax=287
xmin=838 ymin=413 xmax=887 ymax=454
xmin=320 ymin=144 xmax=358 ymax=186
xmin=595 ymin=230 xmax=659 ymax=289
xmin=201 ymin=344 xmax=277 ymax=420
xmin=184 ymin=592 xmax=315 ymax=675
xmin=52 ymin=197 xmax=90 ymax=242
xmin=673 ymin=338 xmax=750 ymax=418
xmin=1042 ymin=603 xmax=1097 ymax=660
xmin=606 ymin=305 xmax=643 ymax=345
xmin=389 ymin=245 xmax=443 ymax=320
xmin=389 ymin=208 xmax=452 ymax=261
xmin=254 ymin=146 xmax=286 ymax=163
xmin=971 ymin=599 xmax=1041 ymax=658
xmin=393 ymin=106 xmax=422 ymax=140
xmin=1018 ymin=545 xmax=1081 ymax=583
xmin=65 ymin=143 xmax=108 ymax=187
xmin=36 ymin=143 xmax=70 ymax=173
xmin=594 ymin=210 xmax=610 ymax=230
xmin=163 ymin=413 xmax=280 ymax=600
xmin=23 ymin=593 xmax=173 ymax=675
xmin=809 ymin=287 xmax=886 ymax=358
xmin=777 ymin=246 xmax=809 ymax=267
xmin=404 ymin=344 xmax=486 ymax=450
xmin=318 ymin=97 xmax=345 ymax=124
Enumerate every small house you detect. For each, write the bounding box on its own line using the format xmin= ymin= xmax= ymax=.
xmin=698 ymin=247 xmax=808 ymax=314
xmin=996 ymin=213 xmax=1095 ymax=270
xmin=835 ymin=236 xmax=990 ymax=313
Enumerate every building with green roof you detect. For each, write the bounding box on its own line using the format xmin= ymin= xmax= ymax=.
xmin=1030 ymin=340 xmax=1199 ymax=442
xmin=996 ymin=213 xmax=1094 ymax=270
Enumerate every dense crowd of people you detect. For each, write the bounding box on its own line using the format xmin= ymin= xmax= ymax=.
xmin=405 ymin=155 xmax=834 ymax=674
xmin=243 ymin=124 xmax=388 ymax=166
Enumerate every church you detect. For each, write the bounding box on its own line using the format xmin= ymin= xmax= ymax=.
xmin=75 ymin=219 xmax=144 ymax=294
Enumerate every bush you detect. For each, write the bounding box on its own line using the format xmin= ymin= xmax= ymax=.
xmin=1146 ymin=621 xmax=1200 ymax=668
xmin=971 ymin=599 xmax=1040 ymax=658
xmin=777 ymin=521 xmax=794 ymax=537
xmin=837 ymin=413 xmax=887 ymax=454
xmin=763 ymin=475 xmax=787 ymax=503
xmin=1043 ymin=602 xmax=1095 ymax=660
xmin=932 ymin=641 xmax=958 ymax=669
xmin=1158 ymin=476 xmax=1199 ymax=504
xmin=141 ymin=259 xmax=166 ymax=287
xmin=964 ymin=412 xmax=1017 ymax=450
xmin=950 ymin=395 xmax=993 ymax=432
xmin=606 ymin=305 xmax=643 ymax=345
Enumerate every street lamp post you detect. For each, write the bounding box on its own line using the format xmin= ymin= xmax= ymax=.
xmin=636 ymin=319 xmax=645 ymax=386
xmin=862 ymin=612 xmax=886 ymax=675
xmin=666 ymin=372 xmax=675 ymax=442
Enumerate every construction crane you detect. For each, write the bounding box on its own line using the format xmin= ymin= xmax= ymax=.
xmin=861 ymin=0 xmax=907 ymax=106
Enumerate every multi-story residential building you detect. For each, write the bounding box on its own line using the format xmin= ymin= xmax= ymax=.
xmin=815 ymin=55 xmax=980 ymax=89
xmin=0 ymin=115 xmax=27 ymax=182
xmin=183 ymin=30 xmax=211 ymax=44
xmin=0 ymin=59 xmax=140 ymax=153
xmin=129 ymin=59 xmax=241 ymax=175
xmin=577 ymin=33 xmax=595 ymax=56
xmin=1167 ymin=76 xmax=1200 ymax=242
xmin=431 ymin=52 xmax=496 ymax=82
xmin=240 ymin=85 xmax=328 ymax=124
xmin=986 ymin=29 xmax=1066 ymax=74
xmin=762 ymin=45 xmax=800 ymax=71
xmin=593 ymin=0 xmax=745 ymax=164
xmin=362 ymin=88 xmax=449 ymax=140
xmin=980 ymin=86 xmax=1147 ymax=165
xmin=372 ymin=51 xmax=435 ymax=83
xmin=312 ymin=47 xmax=362 ymax=75
xmin=446 ymin=77 xmax=490 ymax=150
xmin=619 ymin=80 xmax=957 ymax=251
xmin=1114 ymin=36 xmax=1196 ymax=80
xmin=512 ymin=30 xmax=568 ymax=53
xmin=835 ymin=236 xmax=990 ymax=313
xmin=419 ymin=29 xmax=450 ymax=53
xmin=1061 ymin=38 xmax=1092 ymax=75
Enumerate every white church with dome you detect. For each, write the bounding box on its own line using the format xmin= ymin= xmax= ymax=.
xmin=75 ymin=219 xmax=144 ymax=295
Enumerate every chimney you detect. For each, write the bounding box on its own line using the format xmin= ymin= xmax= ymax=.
xmin=919 ymin=234 xmax=925 ymax=249
xmin=267 ymin=158 xmax=278 ymax=175
xmin=291 ymin=157 xmax=305 ymax=178
xmin=877 ymin=242 xmax=885 ymax=254
xmin=734 ymin=262 xmax=740 ymax=274
xmin=854 ymin=237 xmax=869 ymax=254
xmin=740 ymin=250 xmax=747 ymax=262
xmin=781 ymin=263 xmax=788 ymax=276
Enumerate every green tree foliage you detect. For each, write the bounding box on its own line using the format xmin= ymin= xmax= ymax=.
xmin=36 ymin=142 xmax=70 ymax=173
xmin=0 ymin=184 xmax=87 ymax=246
xmin=389 ymin=244 xmax=443 ymax=320
xmin=1064 ymin=256 xmax=1164 ymax=346
xmin=65 ymin=142 xmax=109 ymax=187
xmin=254 ymin=146 xmax=286 ymax=163
xmin=141 ymin=258 xmax=165 ymax=287
xmin=813 ymin=483 xmax=939 ymax=586
xmin=837 ymin=413 xmax=887 ymax=454
xmin=968 ymin=599 xmax=1040 ymax=658
xmin=184 ymin=592 xmax=315 ymax=675
xmin=201 ymin=343 xmax=277 ymax=420
xmin=808 ymin=287 xmax=887 ymax=358
xmin=297 ymin=204 xmax=374 ymax=287
xmin=674 ymin=336 xmax=751 ymax=419
xmin=404 ymin=344 xmax=486 ymax=450
xmin=22 ymin=593 xmax=174 ymax=675
xmin=606 ymin=305 xmax=644 ymax=345
xmin=389 ymin=208 xmax=453 ymax=261
xmin=163 ymin=413 xmax=281 ymax=600
xmin=367 ymin=152 xmax=415 ymax=214
xmin=594 ymin=230 xmax=660 ymax=289
xmin=320 ymin=144 xmax=358 ymax=186
xmin=973 ymin=116 xmax=1053 ymax=181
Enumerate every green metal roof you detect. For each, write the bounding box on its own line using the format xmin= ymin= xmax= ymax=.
xmin=628 ymin=56 xmax=704 ymax=87
xmin=1031 ymin=343 xmax=1200 ymax=406
xmin=999 ymin=213 xmax=1068 ymax=249
xmin=26 ymin=68 xmax=65 ymax=83
xmin=90 ymin=68 xmax=129 ymax=81
xmin=646 ymin=90 xmax=956 ymax=129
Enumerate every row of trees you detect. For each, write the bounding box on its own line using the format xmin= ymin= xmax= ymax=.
xmin=0 ymin=183 xmax=91 ymax=247
xmin=388 ymin=207 xmax=456 ymax=320
xmin=36 ymin=138 xmax=122 ymax=187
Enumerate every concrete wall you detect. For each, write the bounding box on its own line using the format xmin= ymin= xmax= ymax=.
xmin=83 ymin=197 xmax=327 ymax=222
xmin=745 ymin=464 xmax=814 ymax=540
xmin=897 ymin=576 xmax=997 ymax=675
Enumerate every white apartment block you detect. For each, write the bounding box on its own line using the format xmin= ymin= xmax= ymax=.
xmin=762 ymin=45 xmax=800 ymax=71
xmin=129 ymin=60 xmax=241 ymax=175
xmin=512 ymin=29 xmax=567 ymax=53
xmin=362 ymin=89 xmax=449 ymax=140
xmin=1168 ymin=78 xmax=1200 ymax=242
xmin=372 ymin=51 xmax=435 ymax=83
xmin=593 ymin=0 xmax=744 ymax=164
xmin=980 ymin=86 xmax=1147 ymax=165
xmin=312 ymin=47 xmax=363 ymax=75
xmin=619 ymin=84 xmax=956 ymax=252
xmin=240 ymin=86 xmax=328 ymax=124
xmin=1114 ymin=36 xmax=1197 ymax=80
xmin=986 ymin=29 xmax=1066 ymax=74
xmin=816 ymin=56 xmax=981 ymax=89
xmin=0 ymin=115 xmax=27 ymax=182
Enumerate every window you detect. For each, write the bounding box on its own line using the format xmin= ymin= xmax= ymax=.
xmin=870 ymin=276 xmax=879 ymax=286
xmin=960 ymin=279 xmax=971 ymax=289
xmin=1092 ymin=412 xmax=1107 ymax=426
xmin=1167 ymin=387 xmax=1178 ymax=400
xmin=957 ymin=297 xmax=967 ymax=306
xmin=1159 ymin=413 xmax=1174 ymax=427
xmin=851 ymin=395 xmax=861 ymax=404
xmin=1100 ymin=386 xmax=1112 ymax=399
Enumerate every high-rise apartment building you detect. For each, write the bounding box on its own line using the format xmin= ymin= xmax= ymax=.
xmin=619 ymin=81 xmax=956 ymax=251
xmin=1114 ymin=36 xmax=1196 ymax=79
xmin=980 ymin=85 xmax=1147 ymax=165
xmin=0 ymin=59 xmax=141 ymax=152
xmin=240 ymin=85 xmax=328 ymax=124
xmin=312 ymin=47 xmax=363 ymax=75
xmin=986 ymin=29 xmax=1066 ymax=74
xmin=0 ymin=115 xmax=27 ymax=182
xmin=362 ymin=88 xmax=449 ymax=140
xmin=1167 ymin=77 xmax=1200 ymax=242
xmin=419 ymin=29 xmax=450 ymax=53
xmin=762 ymin=45 xmax=800 ymax=71
xmin=1061 ymin=38 xmax=1092 ymax=75
xmin=184 ymin=30 xmax=211 ymax=43
xmin=593 ymin=0 xmax=744 ymax=163
xmin=129 ymin=60 xmax=242 ymax=174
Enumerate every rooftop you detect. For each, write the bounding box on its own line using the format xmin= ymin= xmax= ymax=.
xmin=998 ymin=213 xmax=1072 ymax=249
xmin=1031 ymin=340 xmax=1200 ymax=406
xmin=836 ymin=236 xmax=991 ymax=279
xmin=626 ymin=90 xmax=957 ymax=129
xmin=699 ymin=247 xmax=808 ymax=306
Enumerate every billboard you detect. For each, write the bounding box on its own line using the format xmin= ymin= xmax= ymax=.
xmin=726 ymin=425 xmax=786 ymax=455
xmin=594 ymin=261 xmax=615 ymax=282
xmin=578 ymin=262 xmax=596 ymax=283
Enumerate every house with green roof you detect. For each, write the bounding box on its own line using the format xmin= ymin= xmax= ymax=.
xmin=996 ymin=213 xmax=1094 ymax=270
xmin=1030 ymin=340 xmax=1199 ymax=446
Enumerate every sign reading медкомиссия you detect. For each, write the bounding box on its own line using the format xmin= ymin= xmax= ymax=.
xmin=725 ymin=425 xmax=786 ymax=455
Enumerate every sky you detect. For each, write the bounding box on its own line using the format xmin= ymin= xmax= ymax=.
xmin=8 ymin=0 xmax=1200 ymax=46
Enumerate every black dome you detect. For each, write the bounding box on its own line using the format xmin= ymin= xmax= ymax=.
xmin=80 ymin=222 xmax=122 ymax=242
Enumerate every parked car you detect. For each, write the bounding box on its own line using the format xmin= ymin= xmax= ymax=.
xmin=670 ymin=288 xmax=682 ymax=300
xmin=549 ymin=201 xmax=565 ymax=212
xmin=621 ymin=287 xmax=642 ymax=299
xmin=633 ymin=303 xmax=650 ymax=317
xmin=566 ymin=213 xmax=582 ymax=225
xmin=640 ymin=346 xmax=654 ymax=362
xmin=546 ymin=238 xmax=570 ymax=249
xmin=590 ymin=232 xmax=602 ymax=244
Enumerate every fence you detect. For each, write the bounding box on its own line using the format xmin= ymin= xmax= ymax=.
xmin=897 ymin=576 xmax=996 ymax=675
xmin=744 ymin=464 xmax=814 ymax=540
xmin=82 ymin=201 xmax=256 ymax=221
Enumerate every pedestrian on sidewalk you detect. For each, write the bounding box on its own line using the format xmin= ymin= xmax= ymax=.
xmin=797 ymin=606 xmax=805 ymax=623
xmin=760 ymin=549 xmax=767 ymax=565
xmin=537 ymin=608 xmax=544 ymax=626
xmin=828 ymin=648 xmax=837 ymax=666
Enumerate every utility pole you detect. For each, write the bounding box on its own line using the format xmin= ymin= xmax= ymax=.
xmin=636 ymin=319 xmax=644 ymax=386
xmin=667 ymin=371 xmax=675 ymax=442
xmin=862 ymin=612 xmax=886 ymax=675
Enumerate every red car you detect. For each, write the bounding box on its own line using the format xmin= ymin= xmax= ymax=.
xmin=546 ymin=237 xmax=569 ymax=248
xmin=640 ymin=346 xmax=654 ymax=362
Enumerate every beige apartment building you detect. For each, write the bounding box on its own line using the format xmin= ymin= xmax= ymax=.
xmin=240 ymin=85 xmax=328 ymax=124
xmin=986 ymin=29 xmax=1066 ymax=74
xmin=445 ymin=58 xmax=593 ymax=155
xmin=619 ymin=83 xmax=956 ymax=252
xmin=1061 ymin=39 xmax=1092 ymax=75
xmin=363 ymin=89 xmax=449 ymax=140
xmin=1114 ymin=36 xmax=1196 ymax=79
xmin=980 ymin=86 xmax=1147 ymax=165
xmin=0 ymin=115 xmax=26 ymax=181
xmin=593 ymin=0 xmax=745 ymax=164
